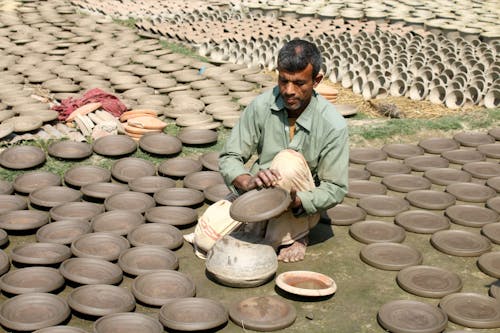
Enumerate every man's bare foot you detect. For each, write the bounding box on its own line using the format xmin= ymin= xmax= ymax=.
xmin=277 ymin=236 xmax=308 ymax=263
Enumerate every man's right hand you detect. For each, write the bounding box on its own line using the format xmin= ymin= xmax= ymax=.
xmin=232 ymin=169 xmax=281 ymax=192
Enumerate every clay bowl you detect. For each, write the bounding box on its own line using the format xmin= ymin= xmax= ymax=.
xmin=0 ymin=195 xmax=28 ymax=214
xmin=64 ymin=165 xmax=111 ymax=188
xmin=0 ymin=209 xmax=48 ymax=231
xmin=80 ymin=182 xmax=129 ymax=201
xmin=91 ymin=210 xmax=145 ymax=236
xmin=128 ymin=176 xmax=176 ymax=194
xmin=0 ymin=145 xmax=46 ymax=169
xmin=36 ymin=220 xmax=92 ymax=245
xmin=67 ymin=284 xmax=135 ymax=317
xmin=183 ymin=171 xmax=224 ymax=191
xmin=50 ymin=202 xmax=104 ymax=221
xmin=145 ymin=206 xmax=198 ymax=226
xmin=111 ymin=157 xmax=156 ymax=183
xmin=47 ymin=141 xmax=92 ymax=160
xmin=0 ymin=267 xmax=65 ymax=294
xmin=104 ymin=191 xmax=156 ymax=214
xmin=11 ymin=242 xmax=71 ymax=265
xmin=93 ymin=135 xmax=137 ymax=157
xmin=59 ymin=257 xmax=123 ymax=285
xmin=0 ymin=293 xmax=70 ymax=332
xmin=158 ymin=157 xmax=203 ymax=177
xmin=29 ymin=186 xmax=82 ymax=209
xmin=154 ymin=188 xmax=204 ymax=207
xmin=127 ymin=223 xmax=183 ymax=249
xmin=159 ymin=297 xmax=228 ymax=331
xmin=93 ymin=312 xmax=163 ymax=333
xmin=118 ymin=246 xmax=178 ymax=276
xmin=132 ymin=270 xmax=196 ymax=306
xmin=71 ymin=232 xmax=130 ymax=261
xmin=138 ymin=132 xmax=182 ymax=156
xmin=276 ymin=270 xmax=337 ymax=297
xmin=13 ymin=171 xmax=61 ymax=194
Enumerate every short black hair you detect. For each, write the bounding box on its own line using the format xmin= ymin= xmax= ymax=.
xmin=277 ymin=39 xmax=322 ymax=78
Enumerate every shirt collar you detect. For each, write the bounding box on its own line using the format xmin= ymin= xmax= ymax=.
xmin=271 ymin=86 xmax=317 ymax=132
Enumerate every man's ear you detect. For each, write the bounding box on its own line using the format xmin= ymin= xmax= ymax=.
xmin=313 ymin=73 xmax=323 ymax=87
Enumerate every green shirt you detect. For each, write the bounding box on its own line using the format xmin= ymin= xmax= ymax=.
xmin=219 ymin=86 xmax=349 ymax=215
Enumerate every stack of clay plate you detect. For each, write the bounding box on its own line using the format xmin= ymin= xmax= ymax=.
xmin=315 ymin=82 xmax=338 ymax=104
xmin=119 ymin=109 xmax=167 ymax=141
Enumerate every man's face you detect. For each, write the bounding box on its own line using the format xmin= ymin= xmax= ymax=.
xmin=278 ymin=63 xmax=322 ymax=114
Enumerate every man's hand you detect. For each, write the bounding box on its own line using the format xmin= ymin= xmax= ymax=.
xmin=232 ymin=169 xmax=281 ymax=192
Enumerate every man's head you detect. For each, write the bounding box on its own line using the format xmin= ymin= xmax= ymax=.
xmin=277 ymin=39 xmax=323 ymax=114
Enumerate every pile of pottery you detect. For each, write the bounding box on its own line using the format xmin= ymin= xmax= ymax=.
xmin=119 ymin=109 xmax=166 ymax=141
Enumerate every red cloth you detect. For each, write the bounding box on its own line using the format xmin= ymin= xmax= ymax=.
xmin=52 ymin=88 xmax=127 ymax=121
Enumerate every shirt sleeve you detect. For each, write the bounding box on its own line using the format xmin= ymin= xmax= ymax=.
xmin=296 ymin=125 xmax=349 ymax=215
xmin=218 ymin=100 xmax=261 ymax=189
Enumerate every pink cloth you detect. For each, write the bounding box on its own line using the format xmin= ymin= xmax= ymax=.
xmin=52 ymin=88 xmax=127 ymax=121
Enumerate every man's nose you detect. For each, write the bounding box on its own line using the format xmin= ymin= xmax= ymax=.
xmin=283 ymin=83 xmax=295 ymax=95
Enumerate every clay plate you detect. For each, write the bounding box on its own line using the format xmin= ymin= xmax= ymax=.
xmin=326 ymin=204 xmax=367 ymax=226
xmin=396 ymin=265 xmax=462 ymax=298
xmin=158 ymin=157 xmax=203 ymax=177
xmin=229 ymin=295 xmax=296 ymax=331
xmin=0 ymin=229 xmax=8 ymax=247
xmin=36 ymin=220 xmax=92 ymax=245
xmin=153 ymin=188 xmax=204 ymax=207
xmin=127 ymin=223 xmax=183 ymax=249
xmin=348 ymin=167 xmax=371 ymax=180
xmin=423 ymin=168 xmax=472 ymax=186
xmin=111 ymin=157 xmax=156 ymax=183
xmin=199 ymin=151 xmax=219 ymax=171
xmin=482 ymin=223 xmax=500 ymax=244
xmin=0 ymin=267 xmax=65 ymax=294
xmin=92 ymin=135 xmax=137 ymax=156
xmin=145 ymin=206 xmax=198 ymax=226
xmin=93 ymin=312 xmax=163 ymax=333
xmin=50 ymin=201 xmax=104 ymax=221
xmin=453 ymin=131 xmax=495 ymax=147
xmin=203 ymin=183 xmax=231 ymax=203
xmin=0 ymin=293 xmax=70 ymax=331
xmin=441 ymin=149 xmax=486 ymax=164
xmin=381 ymin=143 xmax=424 ymax=159
xmin=0 ymin=209 xmax=48 ymax=230
xmin=132 ymin=270 xmax=196 ymax=306
xmin=13 ymin=171 xmax=61 ymax=194
xmin=349 ymin=220 xmax=406 ymax=244
xmin=405 ymin=190 xmax=456 ymax=210
xmin=59 ymin=257 xmax=123 ymax=285
xmin=64 ymin=165 xmax=111 ymax=188
xmin=462 ymin=161 xmax=500 ymax=179
xmin=381 ymin=174 xmax=431 ymax=193
xmin=357 ymin=195 xmax=409 ymax=217
xmin=418 ymin=137 xmax=460 ymax=153
xmin=128 ymin=176 xmax=175 ymax=194
xmin=349 ymin=147 xmax=387 ymax=164
xmin=477 ymin=251 xmax=500 ymax=278
xmin=445 ymin=204 xmax=498 ymax=227
xmin=118 ymin=246 xmax=178 ymax=276
xmin=0 ymin=180 xmax=13 ymax=195
xmin=347 ymin=180 xmax=387 ymax=198
xmin=364 ymin=160 xmax=412 ymax=177
xmin=0 ymin=249 xmax=9 ymax=276
xmin=276 ymin=271 xmax=337 ymax=297
xmin=47 ymin=141 xmax=92 ymax=160
xmin=71 ymin=232 xmax=130 ymax=261
xmin=0 ymin=195 xmax=28 ymax=214
xmin=0 ymin=145 xmax=46 ymax=169
xmin=439 ymin=292 xmax=500 ymax=328
xmin=431 ymin=230 xmax=491 ymax=256
xmin=104 ymin=191 xmax=156 ymax=214
xmin=91 ymin=210 xmax=145 ymax=236
xmin=80 ymin=182 xmax=129 ymax=200
xmin=29 ymin=186 xmax=82 ymax=208
xmin=404 ymin=155 xmax=449 ymax=172
xmin=394 ymin=210 xmax=450 ymax=234
xmin=68 ymin=284 xmax=135 ymax=316
xmin=446 ymin=182 xmax=496 ymax=203
xmin=159 ymin=297 xmax=228 ymax=331
xmin=230 ymin=187 xmax=291 ymax=223
xmin=11 ymin=242 xmax=71 ymax=265
xmin=139 ymin=134 xmax=179 ymax=156
xmin=378 ymin=300 xmax=448 ymax=333
xmin=478 ymin=143 xmax=500 ymax=159
xmin=183 ymin=171 xmax=224 ymax=191
xmin=176 ymin=128 xmax=218 ymax=145
xmin=33 ymin=326 xmax=88 ymax=332
xmin=360 ymin=242 xmax=423 ymax=270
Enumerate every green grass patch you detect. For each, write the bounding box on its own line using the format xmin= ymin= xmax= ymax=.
xmin=112 ymin=17 xmax=137 ymax=29
xmin=158 ymin=40 xmax=208 ymax=62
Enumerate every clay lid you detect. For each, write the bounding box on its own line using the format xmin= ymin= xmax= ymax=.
xmin=47 ymin=141 xmax=92 ymax=160
xmin=118 ymin=246 xmax=178 ymax=276
xmin=439 ymin=293 xmax=500 ymax=328
xmin=199 ymin=151 xmax=220 ymax=171
xmin=158 ymin=157 xmax=203 ymax=177
xmin=145 ymin=206 xmax=198 ymax=226
xmin=431 ymin=230 xmax=491 ymax=256
xmin=111 ymin=157 xmax=156 ymax=183
xmin=446 ymin=182 xmax=496 ymax=202
xmin=382 ymin=143 xmax=424 ymax=159
xmin=36 ymin=220 xmax=92 ymax=245
xmin=0 ymin=293 xmax=70 ymax=332
xmin=441 ymin=149 xmax=486 ymax=164
xmin=404 ymin=155 xmax=449 ymax=172
xmin=478 ymin=143 xmax=500 ymax=159
xmin=11 ymin=242 xmax=71 ymax=265
xmin=128 ymin=175 xmax=175 ymax=194
xmin=349 ymin=220 xmax=406 ymax=244
xmin=230 ymin=187 xmax=291 ymax=223
xmin=93 ymin=312 xmax=163 ymax=333
xmin=349 ymin=147 xmax=387 ymax=164
xmin=0 ymin=209 xmax=48 ymax=230
xmin=482 ymin=222 xmax=500 ymax=244
xmin=0 ymin=145 xmax=46 ymax=170
xmin=71 ymin=231 xmax=128 ymax=262
xmin=405 ymin=190 xmax=456 ymax=210
xmin=67 ymin=284 xmax=135 ymax=317
xmin=203 ymin=183 xmax=231 ymax=203
xmin=59 ymin=257 xmax=123 ymax=285
xmin=0 ymin=194 xmax=28 ymax=214
xmin=453 ymin=131 xmax=495 ymax=147
xmin=93 ymin=135 xmax=137 ymax=157
xmin=5 ymin=115 xmax=43 ymax=132
xmin=347 ymin=180 xmax=387 ymax=198
xmin=326 ymin=204 xmax=367 ymax=226
xmin=229 ymin=295 xmax=296 ymax=331
xmin=127 ymin=222 xmax=183 ymax=249
xmin=395 ymin=210 xmax=450 ymax=234
xmin=183 ymin=171 xmax=224 ymax=191
xmin=29 ymin=186 xmax=82 ymax=208
xmin=49 ymin=201 xmax=104 ymax=221
xmin=348 ymin=167 xmax=371 ymax=180
xmin=0 ymin=267 xmax=65 ymax=295
xmin=80 ymin=182 xmax=129 ymax=200
xmin=139 ymin=132 xmax=182 ymax=156
xmin=418 ymin=137 xmax=460 ymax=154
xmin=91 ymin=210 xmax=145 ymax=236
xmin=445 ymin=204 xmax=498 ymax=227
xmin=424 ymin=168 xmax=472 ymax=186
xmin=104 ymin=191 xmax=156 ymax=214
xmin=159 ymin=297 xmax=228 ymax=331
xmin=360 ymin=242 xmax=423 ymax=270
xmin=382 ymin=174 xmax=432 ymax=192
xmin=378 ymin=300 xmax=447 ymax=333
xmin=396 ymin=265 xmax=462 ymax=298
xmin=357 ymin=195 xmax=410 ymax=217
xmin=177 ymin=128 xmax=218 ymax=145
xmin=64 ymin=165 xmax=111 ymax=188
xmin=477 ymin=252 xmax=500 ymax=279
xmin=154 ymin=188 xmax=204 ymax=207
xmin=462 ymin=161 xmax=500 ymax=179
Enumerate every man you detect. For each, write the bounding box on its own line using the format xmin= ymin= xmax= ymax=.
xmin=193 ymin=39 xmax=349 ymax=262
